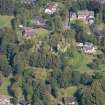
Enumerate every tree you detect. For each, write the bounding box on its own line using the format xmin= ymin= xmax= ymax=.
xmin=11 ymin=18 xmax=17 ymax=30
xmin=23 ymin=78 xmax=33 ymax=102
xmin=81 ymin=73 xmax=93 ymax=85
xmin=87 ymin=1 xmax=101 ymax=13
xmin=11 ymin=82 xmax=22 ymax=103
xmin=52 ymin=15 xmax=64 ymax=33
xmin=0 ymin=54 xmax=12 ymax=76
xmin=77 ymin=80 xmax=105 ymax=105
xmin=72 ymin=71 xmax=81 ymax=85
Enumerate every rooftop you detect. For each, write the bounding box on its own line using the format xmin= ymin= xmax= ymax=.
xmin=19 ymin=100 xmax=30 ymax=105
xmin=0 ymin=95 xmax=12 ymax=105
xmin=62 ymin=96 xmax=75 ymax=105
xmin=22 ymin=27 xmax=35 ymax=38
xmin=20 ymin=0 xmax=37 ymax=5
xmin=47 ymin=2 xmax=57 ymax=10
xmin=91 ymin=0 xmax=105 ymax=3
xmin=78 ymin=10 xmax=94 ymax=17
xmin=32 ymin=16 xmax=47 ymax=26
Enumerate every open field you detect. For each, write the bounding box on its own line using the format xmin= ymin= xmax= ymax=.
xmin=0 ymin=15 xmax=13 ymax=27
xmin=58 ymin=86 xmax=77 ymax=98
xmin=0 ymin=77 xmax=10 ymax=95
xmin=35 ymin=28 xmax=49 ymax=40
xmin=65 ymin=51 xmax=95 ymax=73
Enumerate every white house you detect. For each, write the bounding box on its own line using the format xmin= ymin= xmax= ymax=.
xmin=82 ymin=42 xmax=97 ymax=53
xmin=78 ymin=10 xmax=94 ymax=20
xmin=19 ymin=25 xmax=24 ymax=28
xmin=76 ymin=42 xmax=98 ymax=53
xmin=0 ymin=95 xmax=13 ymax=105
xmin=45 ymin=2 xmax=58 ymax=15
xmin=86 ymin=15 xmax=95 ymax=24
xmin=70 ymin=12 xmax=77 ymax=21
xmin=76 ymin=42 xmax=84 ymax=47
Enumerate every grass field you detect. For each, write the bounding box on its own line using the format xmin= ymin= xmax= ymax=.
xmin=0 ymin=15 xmax=13 ymax=27
xmin=58 ymin=86 xmax=77 ymax=98
xmin=65 ymin=51 xmax=95 ymax=73
xmin=0 ymin=77 xmax=10 ymax=95
xmin=35 ymin=28 xmax=48 ymax=40
xmin=96 ymin=23 xmax=105 ymax=30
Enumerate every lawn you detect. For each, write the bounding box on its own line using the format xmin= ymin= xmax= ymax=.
xmin=35 ymin=28 xmax=48 ymax=40
xmin=0 ymin=77 xmax=10 ymax=95
xmin=0 ymin=15 xmax=13 ymax=27
xmin=58 ymin=86 xmax=77 ymax=98
xmin=96 ymin=23 xmax=105 ymax=30
xmin=65 ymin=51 xmax=95 ymax=73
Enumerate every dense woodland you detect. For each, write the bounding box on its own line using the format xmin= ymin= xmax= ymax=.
xmin=1 ymin=0 xmax=105 ymax=105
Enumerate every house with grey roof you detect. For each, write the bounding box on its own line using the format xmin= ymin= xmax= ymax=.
xmin=78 ymin=10 xmax=94 ymax=23
xmin=70 ymin=10 xmax=95 ymax=24
xmin=62 ymin=96 xmax=75 ymax=105
xmin=20 ymin=0 xmax=37 ymax=5
xmin=19 ymin=100 xmax=30 ymax=105
xmin=76 ymin=42 xmax=98 ymax=53
xmin=91 ymin=0 xmax=105 ymax=3
xmin=31 ymin=16 xmax=47 ymax=27
xmin=56 ymin=96 xmax=75 ymax=105
xmin=82 ymin=42 xmax=98 ymax=53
